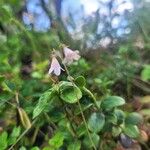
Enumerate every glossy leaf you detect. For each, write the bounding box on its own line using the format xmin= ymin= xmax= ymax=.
xmin=31 ymin=147 xmax=40 ymax=150
xmin=101 ymin=96 xmax=125 ymax=110
xmin=88 ymin=112 xmax=105 ymax=133
xmin=59 ymin=81 xmax=82 ymax=103
xmin=8 ymin=126 xmax=21 ymax=145
xmin=114 ymin=109 xmax=125 ymax=124
xmin=112 ymin=126 xmax=122 ymax=137
xmin=67 ymin=141 xmax=81 ymax=150
xmin=106 ymin=114 xmax=117 ymax=124
xmin=33 ymin=89 xmax=55 ymax=119
xmin=123 ymin=125 xmax=140 ymax=138
xmin=49 ymin=131 xmax=65 ymax=149
xmin=125 ymin=112 xmax=143 ymax=125
xmin=83 ymin=133 xmax=100 ymax=148
xmin=0 ymin=131 xmax=8 ymax=150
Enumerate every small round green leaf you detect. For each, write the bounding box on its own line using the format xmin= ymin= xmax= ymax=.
xmin=101 ymin=96 xmax=125 ymax=110
xmin=49 ymin=132 xmax=65 ymax=149
xmin=112 ymin=126 xmax=122 ymax=137
xmin=67 ymin=141 xmax=81 ymax=150
xmin=31 ymin=147 xmax=40 ymax=150
xmin=0 ymin=131 xmax=8 ymax=150
xmin=106 ymin=114 xmax=117 ymax=124
xmin=125 ymin=112 xmax=143 ymax=125
xmin=75 ymin=76 xmax=86 ymax=87
xmin=123 ymin=125 xmax=140 ymax=138
xmin=114 ymin=109 xmax=125 ymax=124
xmin=59 ymin=81 xmax=82 ymax=103
xmin=88 ymin=112 xmax=105 ymax=133
xmin=83 ymin=133 xmax=100 ymax=149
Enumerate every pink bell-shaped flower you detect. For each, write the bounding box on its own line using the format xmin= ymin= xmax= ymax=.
xmin=48 ymin=56 xmax=64 ymax=76
xmin=63 ymin=47 xmax=80 ymax=65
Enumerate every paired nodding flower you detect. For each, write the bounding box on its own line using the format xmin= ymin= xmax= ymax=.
xmin=63 ymin=47 xmax=80 ymax=65
xmin=48 ymin=55 xmax=64 ymax=76
xmin=48 ymin=46 xmax=80 ymax=76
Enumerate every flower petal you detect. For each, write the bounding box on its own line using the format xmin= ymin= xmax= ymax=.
xmin=63 ymin=47 xmax=73 ymax=57
xmin=48 ymin=66 xmax=54 ymax=74
xmin=63 ymin=47 xmax=80 ymax=65
xmin=54 ymin=66 xmax=61 ymax=76
xmin=48 ymin=56 xmax=63 ymax=76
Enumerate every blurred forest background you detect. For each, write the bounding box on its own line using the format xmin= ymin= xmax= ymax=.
xmin=1 ymin=0 xmax=149 ymax=100
xmin=0 ymin=0 xmax=150 ymax=150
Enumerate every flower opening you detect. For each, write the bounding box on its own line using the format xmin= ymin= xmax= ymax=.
xmin=63 ymin=47 xmax=80 ymax=65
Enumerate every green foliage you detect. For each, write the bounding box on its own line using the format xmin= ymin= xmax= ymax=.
xmin=59 ymin=81 xmax=82 ymax=103
xmin=0 ymin=132 xmax=8 ymax=150
xmin=114 ymin=109 xmax=125 ymax=124
xmin=0 ymin=75 xmax=5 ymax=84
xmin=48 ymin=131 xmax=65 ymax=149
xmin=0 ymin=127 xmax=21 ymax=149
xmin=125 ymin=112 xmax=143 ymax=125
xmin=101 ymin=96 xmax=125 ymax=110
xmin=88 ymin=112 xmax=105 ymax=133
xmin=0 ymin=0 xmax=148 ymax=149
xmin=75 ymin=76 xmax=86 ymax=87
xmin=123 ymin=125 xmax=140 ymax=138
xmin=67 ymin=140 xmax=81 ymax=150
xmin=83 ymin=133 xmax=100 ymax=149
xmin=0 ymin=91 xmax=13 ymax=106
xmin=8 ymin=126 xmax=21 ymax=145
xmin=33 ymin=89 xmax=56 ymax=119
xmin=31 ymin=147 xmax=40 ymax=150
xmin=141 ymin=65 xmax=150 ymax=81
xmin=19 ymin=146 xmax=26 ymax=150
xmin=112 ymin=126 xmax=122 ymax=137
xmin=0 ymin=5 xmax=12 ymax=22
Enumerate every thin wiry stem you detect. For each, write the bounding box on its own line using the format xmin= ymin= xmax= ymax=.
xmin=62 ymin=61 xmax=97 ymax=150
xmin=83 ymin=86 xmax=99 ymax=109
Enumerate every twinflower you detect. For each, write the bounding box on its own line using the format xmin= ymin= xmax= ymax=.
xmin=48 ymin=56 xmax=64 ymax=76
xmin=63 ymin=47 xmax=80 ymax=65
